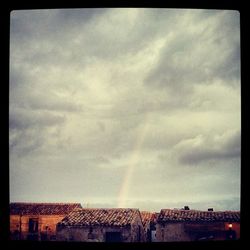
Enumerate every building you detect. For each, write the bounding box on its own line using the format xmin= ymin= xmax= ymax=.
xmin=140 ymin=211 xmax=156 ymax=242
xmin=156 ymin=208 xmax=240 ymax=242
xmin=56 ymin=208 xmax=146 ymax=242
xmin=9 ymin=202 xmax=82 ymax=240
xmin=150 ymin=212 xmax=158 ymax=242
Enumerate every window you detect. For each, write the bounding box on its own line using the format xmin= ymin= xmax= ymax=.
xmin=88 ymin=227 xmax=95 ymax=240
xmin=226 ymin=229 xmax=236 ymax=240
xmin=137 ymin=226 xmax=141 ymax=242
xmin=105 ymin=232 xmax=122 ymax=242
xmin=28 ymin=218 xmax=38 ymax=233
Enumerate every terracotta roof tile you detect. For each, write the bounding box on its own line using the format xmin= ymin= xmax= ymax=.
xmin=58 ymin=208 xmax=140 ymax=227
xmin=157 ymin=209 xmax=240 ymax=223
xmin=140 ymin=211 xmax=154 ymax=228
xmin=10 ymin=202 xmax=82 ymax=215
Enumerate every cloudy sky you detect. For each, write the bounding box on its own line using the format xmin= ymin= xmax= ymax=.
xmin=9 ymin=8 xmax=241 ymax=212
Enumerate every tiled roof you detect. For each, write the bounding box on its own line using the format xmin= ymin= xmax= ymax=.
xmin=152 ymin=212 xmax=159 ymax=223
xmin=58 ymin=208 xmax=140 ymax=227
xmin=157 ymin=209 xmax=240 ymax=223
xmin=10 ymin=203 xmax=82 ymax=216
xmin=140 ymin=211 xmax=154 ymax=228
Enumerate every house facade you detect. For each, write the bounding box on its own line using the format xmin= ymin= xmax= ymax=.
xmin=150 ymin=212 xmax=158 ymax=242
xmin=156 ymin=208 xmax=240 ymax=242
xmin=140 ymin=211 xmax=156 ymax=242
xmin=9 ymin=202 xmax=82 ymax=240
xmin=56 ymin=208 xmax=146 ymax=242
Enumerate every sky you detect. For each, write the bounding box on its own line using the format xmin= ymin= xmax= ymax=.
xmin=9 ymin=8 xmax=241 ymax=212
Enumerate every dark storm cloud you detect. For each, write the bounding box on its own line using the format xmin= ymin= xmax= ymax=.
xmin=178 ymin=130 xmax=241 ymax=165
xmin=27 ymin=94 xmax=83 ymax=112
xmin=10 ymin=9 xmax=99 ymax=71
xmin=10 ymin=85 xmax=83 ymax=113
xmin=180 ymin=148 xmax=240 ymax=165
xmin=9 ymin=9 xmax=240 ymax=211
xmin=128 ymin=197 xmax=240 ymax=212
xmin=9 ymin=129 xmax=46 ymax=156
xmin=9 ymin=65 xmax=27 ymax=89
xmin=9 ymin=8 xmax=176 ymax=62
xmin=9 ymin=108 xmax=66 ymax=130
xmin=10 ymin=9 xmax=106 ymax=41
xmin=9 ymin=107 xmax=66 ymax=156
xmin=55 ymin=8 xmax=107 ymax=22
xmin=144 ymin=10 xmax=240 ymax=93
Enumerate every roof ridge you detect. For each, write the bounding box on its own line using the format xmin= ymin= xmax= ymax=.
xmin=158 ymin=209 xmax=240 ymax=223
xmin=76 ymin=208 xmax=139 ymax=210
xmin=161 ymin=208 xmax=240 ymax=213
xmin=10 ymin=202 xmax=81 ymax=205
xmin=10 ymin=203 xmax=82 ymax=215
xmin=59 ymin=207 xmax=139 ymax=227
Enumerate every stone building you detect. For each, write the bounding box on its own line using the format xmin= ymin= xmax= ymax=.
xmin=150 ymin=212 xmax=158 ymax=242
xmin=156 ymin=208 xmax=240 ymax=242
xmin=56 ymin=208 xmax=146 ymax=242
xmin=140 ymin=211 xmax=156 ymax=242
xmin=9 ymin=202 xmax=82 ymax=240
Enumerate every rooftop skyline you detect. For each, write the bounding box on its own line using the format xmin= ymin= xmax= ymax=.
xmin=9 ymin=8 xmax=240 ymax=212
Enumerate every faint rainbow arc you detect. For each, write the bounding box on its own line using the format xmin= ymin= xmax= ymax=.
xmin=117 ymin=114 xmax=150 ymax=208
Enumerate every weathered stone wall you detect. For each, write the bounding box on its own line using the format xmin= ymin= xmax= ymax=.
xmin=156 ymin=222 xmax=241 ymax=242
xmin=131 ymin=212 xmax=146 ymax=242
xmin=156 ymin=223 xmax=190 ymax=242
xmin=56 ymin=211 xmax=146 ymax=243
xmin=143 ymin=223 xmax=151 ymax=242
xmin=151 ymin=230 xmax=157 ymax=242
xmin=10 ymin=215 xmax=66 ymax=240
xmin=10 ymin=215 xmax=20 ymax=232
xmin=56 ymin=225 xmax=131 ymax=242
xmin=224 ymin=222 xmax=240 ymax=239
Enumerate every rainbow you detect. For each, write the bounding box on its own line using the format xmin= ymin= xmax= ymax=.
xmin=117 ymin=114 xmax=150 ymax=208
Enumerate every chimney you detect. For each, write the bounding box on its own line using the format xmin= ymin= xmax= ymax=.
xmin=208 ymin=208 xmax=213 ymax=211
xmin=184 ymin=206 xmax=190 ymax=210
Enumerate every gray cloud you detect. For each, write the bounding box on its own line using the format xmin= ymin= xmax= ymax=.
xmin=10 ymin=9 xmax=107 ymax=43
xmin=9 ymin=108 xmax=66 ymax=130
xmin=128 ymin=197 xmax=240 ymax=212
xmin=9 ymin=107 xmax=66 ymax=156
xmin=177 ymin=130 xmax=241 ymax=165
xmin=10 ymin=129 xmax=46 ymax=156
xmin=9 ymin=9 xmax=240 ymax=211
xmin=144 ymin=10 xmax=240 ymax=94
xmin=27 ymin=94 xmax=83 ymax=112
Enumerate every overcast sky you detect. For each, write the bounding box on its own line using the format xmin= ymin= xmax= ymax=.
xmin=9 ymin=8 xmax=240 ymax=212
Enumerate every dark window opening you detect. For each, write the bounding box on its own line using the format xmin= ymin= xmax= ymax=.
xmin=88 ymin=227 xmax=95 ymax=239
xmin=105 ymin=232 xmax=122 ymax=242
xmin=137 ymin=226 xmax=141 ymax=242
xmin=28 ymin=218 xmax=38 ymax=233
xmin=147 ymin=229 xmax=151 ymax=242
xmin=27 ymin=234 xmax=39 ymax=240
xmin=195 ymin=231 xmax=224 ymax=241
xmin=40 ymin=233 xmax=48 ymax=241
xmin=226 ymin=229 xmax=236 ymax=240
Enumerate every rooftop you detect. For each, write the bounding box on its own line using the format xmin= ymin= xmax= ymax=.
xmin=58 ymin=208 xmax=140 ymax=227
xmin=140 ymin=211 xmax=155 ymax=228
xmin=10 ymin=202 xmax=82 ymax=216
xmin=157 ymin=209 xmax=240 ymax=223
